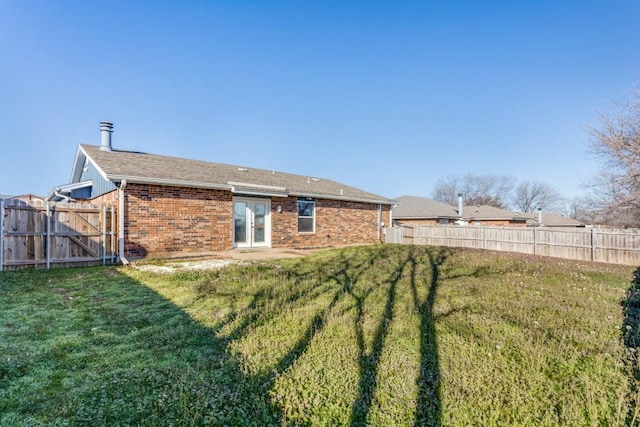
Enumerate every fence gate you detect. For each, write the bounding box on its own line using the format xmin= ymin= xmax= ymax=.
xmin=0 ymin=199 xmax=117 ymax=270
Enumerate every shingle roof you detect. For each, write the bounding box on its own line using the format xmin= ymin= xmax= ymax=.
xmin=394 ymin=196 xmax=529 ymax=222
xmin=80 ymin=144 xmax=393 ymax=205
xmin=392 ymin=196 xmax=459 ymax=218
xmin=463 ymin=204 xmax=527 ymax=221
xmin=521 ymin=211 xmax=585 ymax=227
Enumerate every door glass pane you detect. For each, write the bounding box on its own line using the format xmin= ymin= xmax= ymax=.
xmin=234 ymin=202 xmax=247 ymax=243
xmin=253 ymin=203 xmax=266 ymax=243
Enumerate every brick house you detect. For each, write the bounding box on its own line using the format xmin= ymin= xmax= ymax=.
xmin=392 ymin=195 xmax=531 ymax=227
xmin=393 ymin=195 xmax=584 ymax=228
xmin=393 ymin=196 xmax=535 ymax=227
xmin=48 ymin=123 xmax=394 ymax=260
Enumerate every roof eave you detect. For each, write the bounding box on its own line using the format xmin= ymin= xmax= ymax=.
xmin=106 ymin=175 xmax=232 ymax=191
xmin=288 ymin=191 xmax=394 ymax=205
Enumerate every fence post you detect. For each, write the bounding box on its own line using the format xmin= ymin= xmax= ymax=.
xmin=110 ymin=206 xmax=116 ymax=263
xmin=533 ymin=227 xmax=537 ymax=255
xmin=483 ymin=226 xmax=486 ymax=249
xmin=0 ymin=199 xmax=4 ymax=272
xmin=46 ymin=203 xmax=51 ymax=270
xmin=591 ymin=228 xmax=595 ymax=262
xmin=102 ymin=205 xmax=107 ymax=266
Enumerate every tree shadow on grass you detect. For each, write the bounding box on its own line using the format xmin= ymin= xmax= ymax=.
xmin=345 ymin=247 xmax=412 ymax=426
xmin=623 ymin=267 xmax=640 ymax=425
xmin=1 ymin=246 xmax=460 ymax=426
xmin=0 ymin=267 xmax=283 ymax=426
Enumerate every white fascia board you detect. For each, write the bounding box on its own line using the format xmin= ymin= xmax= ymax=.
xmin=105 ymin=174 xmax=232 ymax=191
xmin=72 ymin=145 xmax=109 ymax=183
xmin=58 ymin=180 xmax=93 ymax=192
xmin=231 ymin=189 xmax=289 ymax=197
xmin=288 ymin=191 xmax=394 ymax=205
xmin=70 ymin=146 xmax=87 ymax=183
xmin=227 ymin=181 xmax=286 ymax=191
xmin=45 ymin=180 xmax=93 ymax=201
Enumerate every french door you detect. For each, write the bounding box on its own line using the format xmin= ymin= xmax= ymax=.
xmin=233 ymin=198 xmax=271 ymax=248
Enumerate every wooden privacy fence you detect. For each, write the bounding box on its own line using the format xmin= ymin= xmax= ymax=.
xmin=0 ymin=199 xmax=117 ymax=270
xmin=385 ymin=224 xmax=640 ymax=266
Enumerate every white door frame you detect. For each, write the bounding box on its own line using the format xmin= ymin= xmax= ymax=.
xmin=232 ymin=197 xmax=271 ymax=248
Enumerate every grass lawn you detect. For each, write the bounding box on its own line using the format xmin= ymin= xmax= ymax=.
xmin=1 ymin=244 xmax=638 ymax=426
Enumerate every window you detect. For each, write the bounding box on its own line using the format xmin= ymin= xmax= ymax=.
xmin=298 ymin=199 xmax=315 ymax=233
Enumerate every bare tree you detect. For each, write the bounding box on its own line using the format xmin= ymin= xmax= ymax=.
xmin=511 ymin=181 xmax=562 ymax=213
xmin=432 ymin=174 xmax=514 ymax=208
xmin=431 ymin=175 xmax=459 ymax=206
xmin=587 ymin=88 xmax=640 ymax=227
xmin=561 ymin=195 xmax=600 ymax=223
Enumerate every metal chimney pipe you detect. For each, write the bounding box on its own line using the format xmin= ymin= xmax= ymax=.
xmin=457 ymin=193 xmax=463 ymax=217
xmin=537 ymin=207 xmax=542 ymax=225
xmin=100 ymin=122 xmax=113 ymax=151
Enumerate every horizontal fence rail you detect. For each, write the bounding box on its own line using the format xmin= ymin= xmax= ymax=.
xmin=1 ymin=198 xmax=117 ymax=270
xmin=384 ymin=224 xmax=640 ymax=266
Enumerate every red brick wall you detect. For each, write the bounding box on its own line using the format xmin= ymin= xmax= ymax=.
xmin=271 ymin=197 xmax=390 ymax=248
xmin=124 ymin=184 xmax=232 ymax=258
xmin=396 ymin=218 xmax=528 ymax=227
xmin=394 ymin=219 xmax=442 ymax=226
xmin=468 ymin=219 xmax=528 ymax=227
xmin=120 ymin=184 xmax=390 ymax=257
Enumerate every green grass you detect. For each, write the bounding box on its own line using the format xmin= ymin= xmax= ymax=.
xmin=0 ymin=245 xmax=638 ymax=426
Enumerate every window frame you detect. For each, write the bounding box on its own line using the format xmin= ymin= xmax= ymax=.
xmin=297 ymin=199 xmax=316 ymax=233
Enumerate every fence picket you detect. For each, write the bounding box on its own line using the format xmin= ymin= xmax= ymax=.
xmin=0 ymin=199 xmax=117 ymax=270
xmin=384 ymin=225 xmax=640 ymax=266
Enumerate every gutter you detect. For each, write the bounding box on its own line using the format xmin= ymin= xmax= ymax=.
xmin=288 ymin=191 xmax=395 ymax=206
xmin=54 ymin=190 xmax=72 ymax=202
xmin=106 ymin=174 xmax=232 ymax=191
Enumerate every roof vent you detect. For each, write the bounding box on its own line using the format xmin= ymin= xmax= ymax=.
xmin=237 ymin=167 xmax=249 ymax=172
xmin=100 ymin=122 xmax=113 ymax=152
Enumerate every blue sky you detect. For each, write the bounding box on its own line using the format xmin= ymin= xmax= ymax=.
xmin=1 ymin=1 xmax=639 ymax=201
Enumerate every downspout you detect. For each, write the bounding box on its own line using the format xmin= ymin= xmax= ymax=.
xmin=118 ymin=180 xmax=129 ymax=265
xmin=54 ymin=190 xmax=72 ymax=202
xmin=377 ymin=203 xmax=382 ymax=241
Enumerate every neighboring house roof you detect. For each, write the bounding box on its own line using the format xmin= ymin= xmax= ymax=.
xmin=61 ymin=144 xmax=393 ymax=205
xmin=522 ymin=211 xmax=585 ymax=227
xmin=9 ymin=194 xmax=44 ymax=201
xmin=392 ymin=195 xmax=459 ymax=219
xmin=463 ymin=204 xmax=528 ymax=222
xmin=393 ymin=195 xmax=529 ymax=223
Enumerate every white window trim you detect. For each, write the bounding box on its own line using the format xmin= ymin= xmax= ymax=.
xmin=297 ymin=199 xmax=316 ymax=234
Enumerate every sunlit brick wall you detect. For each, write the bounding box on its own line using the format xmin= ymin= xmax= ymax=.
xmin=124 ymin=184 xmax=232 ymax=258
xmin=271 ymin=197 xmax=390 ymax=248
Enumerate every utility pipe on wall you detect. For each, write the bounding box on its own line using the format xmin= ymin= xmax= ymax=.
xmin=118 ymin=180 xmax=129 ymax=265
xmin=377 ymin=204 xmax=382 ymax=241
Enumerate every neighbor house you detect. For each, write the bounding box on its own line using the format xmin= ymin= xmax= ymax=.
xmin=392 ymin=195 xmax=530 ymax=227
xmin=391 ymin=195 xmax=462 ymax=226
xmin=48 ymin=122 xmax=394 ymax=260
xmin=522 ymin=211 xmax=585 ymax=227
xmin=393 ymin=195 xmax=585 ymax=228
